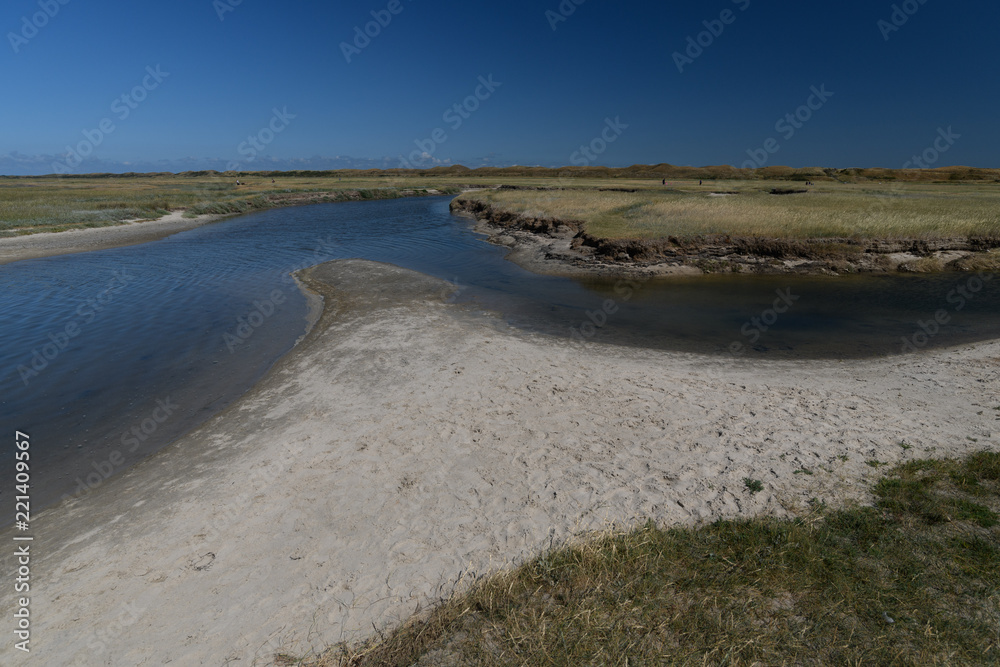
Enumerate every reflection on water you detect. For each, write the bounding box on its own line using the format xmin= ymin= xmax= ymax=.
xmin=558 ymin=271 xmax=1000 ymax=358
xmin=2 ymin=195 xmax=998 ymax=510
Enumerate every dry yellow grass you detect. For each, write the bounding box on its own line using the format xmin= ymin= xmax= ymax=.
xmin=0 ymin=174 xmax=469 ymax=235
xmin=292 ymin=452 xmax=1000 ymax=666
xmin=5 ymin=173 xmax=999 ymax=242
xmin=463 ymin=181 xmax=1000 ymax=240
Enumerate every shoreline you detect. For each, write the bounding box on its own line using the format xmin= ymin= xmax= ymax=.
xmin=0 ymin=210 xmax=231 ymax=266
xmin=7 ymin=189 xmax=995 ymax=279
xmin=0 ymin=188 xmax=458 ymax=267
xmin=451 ymin=196 xmax=1000 ymax=279
xmin=3 ymin=258 xmax=997 ymax=664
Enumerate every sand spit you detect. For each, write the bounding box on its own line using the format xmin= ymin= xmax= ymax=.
xmin=0 ymin=211 xmax=227 ymax=266
xmin=2 ymin=259 xmax=998 ymax=665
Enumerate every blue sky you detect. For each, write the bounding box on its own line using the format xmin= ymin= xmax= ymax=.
xmin=3 ymin=0 xmax=998 ymax=174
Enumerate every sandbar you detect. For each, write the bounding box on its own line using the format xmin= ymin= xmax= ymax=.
xmin=1 ymin=259 xmax=997 ymax=665
xmin=0 ymin=211 xmax=226 ymax=266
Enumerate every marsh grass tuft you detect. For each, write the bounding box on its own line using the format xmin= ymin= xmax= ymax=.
xmin=898 ymin=256 xmax=944 ymax=273
xmin=293 ymin=451 xmax=1000 ymax=666
xmin=951 ymin=250 xmax=1000 ymax=273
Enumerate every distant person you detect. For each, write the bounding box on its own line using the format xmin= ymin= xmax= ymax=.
xmin=272 ymin=179 xmax=275 ymax=183
xmin=699 ymin=180 xmax=702 ymax=185
xmin=662 ymin=179 xmax=666 ymax=186
xmin=235 ymin=180 xmax=240 ymax=186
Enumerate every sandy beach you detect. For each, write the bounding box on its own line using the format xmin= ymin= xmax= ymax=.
xmin=2 ymin=257 xmax=998 ymax=665
xmin=0 ymin=211 xmax=226 ymax=266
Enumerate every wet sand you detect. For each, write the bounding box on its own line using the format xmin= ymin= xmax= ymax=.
xmin=1 ymin=259 xmax=997 ymax=665
xmin=0 ymin=211 xmax=226 ymax=266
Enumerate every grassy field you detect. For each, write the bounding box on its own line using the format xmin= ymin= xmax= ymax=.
xmin=2 ymin=172 xmax=579 ymax=236
xmin=0 ymin=171 xmax=645 ymax=236
xmin=0 ymin=168 xmax=1000 ymax=247
xmin=458 ymin=180 xmax=1000 ymax=241
xmin=3 ymin=169 xmax=999 ymax=243
xmin=291 ymin=450 xmax=1000 ymax=666
xmin=0 ymin=173 xmax=480 ymax=236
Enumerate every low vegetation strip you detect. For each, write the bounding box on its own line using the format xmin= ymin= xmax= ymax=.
xmin=4 ymin=171 xmax=999 ymax=274
xmin=289 ymin=451 xmax=1000 ymax=666
xmin=457 ymin=184 xmax=1000 ymax=241
xmin=453 ymin=184 xmax=1000 ymax=274
xmin=0 ymin=174 xmax=463 ymax=236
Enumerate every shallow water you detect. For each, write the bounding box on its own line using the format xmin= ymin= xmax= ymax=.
xmin=2 ymin=195 xmax=999 ymax=511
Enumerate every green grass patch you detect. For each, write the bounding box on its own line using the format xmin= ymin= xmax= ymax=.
xmin=295 ymin=451 xmax=1000 ymax=666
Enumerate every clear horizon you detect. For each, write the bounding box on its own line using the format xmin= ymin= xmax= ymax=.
xmin=4 ymin=0 xmax=998 ymax=175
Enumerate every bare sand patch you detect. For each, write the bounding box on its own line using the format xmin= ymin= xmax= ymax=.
xmin=0 ymin=211 xmax=225 ymax=266
xmin=2 ymin=259 xmax=997 ymax=665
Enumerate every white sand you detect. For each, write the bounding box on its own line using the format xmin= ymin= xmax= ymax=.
xmin=2 ymin=259 xmax=997 ymax=665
